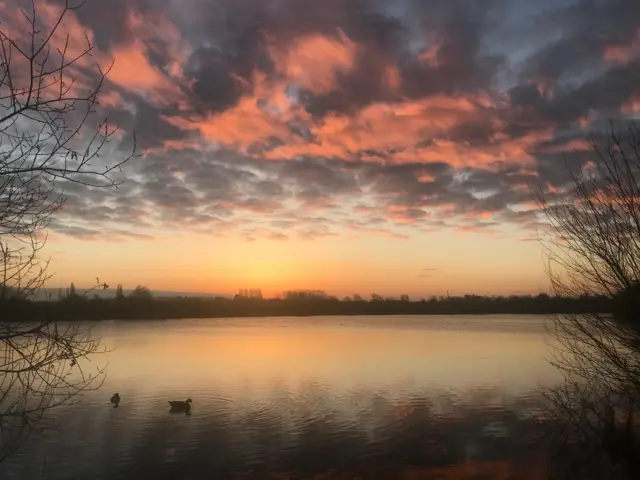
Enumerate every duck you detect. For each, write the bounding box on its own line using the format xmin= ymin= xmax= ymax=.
xmin=168 ymin=398 xmax=192 ymax=414
xmin=110 ymin=393 xmax=121 ymax=408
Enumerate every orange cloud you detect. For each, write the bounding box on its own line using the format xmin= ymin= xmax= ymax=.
xmin=35 ymin=1 xmax=97 ymax=62
xmin=106 ymin=11 xmax=190 ymax=107
xmin=154 ymin=28 xmax=549 ymax=172
xmin=160 ymin=33 xmax=521 ymax=166
xmin=388 ymin=129 xmax=551 ymax=169
xmin=263 ymin=92 xmax=511 ymax=164
xmin=161 ymin=64 xmax=318 ymax=152
xmin=1 ymin=2 xmax=190 ymax=111
xmin=107 ymin=41 xmax=182 ymax=105
xmin=268 ymin=29 xmax=358 ymax=94
xmin=163 ymin=76 xmax=298 ymax=149
xmin=161 ymin=31 xmax=357 ymax=154
xmin=0 ymin=0 xmax=100 ymax=100
xmin=166 ymin=78 xmax=546 ymax=170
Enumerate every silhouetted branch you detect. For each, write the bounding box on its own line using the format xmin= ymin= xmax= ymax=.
xmin=536 ymin=123 xmax=640 ymax=478
xmin=0 ymin=0 xmax=134 ymax=462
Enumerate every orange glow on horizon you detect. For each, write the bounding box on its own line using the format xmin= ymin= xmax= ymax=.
xmin=47 ymin=227 xmax=550 ymax=298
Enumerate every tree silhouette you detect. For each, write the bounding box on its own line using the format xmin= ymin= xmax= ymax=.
xmin=284 ymin=290 xmax=328 ymax=300
xmin=236 ymin=288 xmax=263 ymax=299
xmin=536 ymin=124 xmax=640 ymax=477
xmin=130 ymin=285 xmax=152 ymax=300
xmin=0 ymin=0 xmax=135 ymax=462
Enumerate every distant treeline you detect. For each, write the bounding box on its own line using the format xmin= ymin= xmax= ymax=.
xmin=0 ymin=290 xmax=613 ymax=321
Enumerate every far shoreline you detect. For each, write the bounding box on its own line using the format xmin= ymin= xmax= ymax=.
xmin=1 ymin=293 xmax=610 ymax=322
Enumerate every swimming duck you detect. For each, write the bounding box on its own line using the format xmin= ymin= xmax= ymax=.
xmin=168 ymin=398 xmax=192 ymax=414
xmin=110 ymin=393 xmax=121 ymax=408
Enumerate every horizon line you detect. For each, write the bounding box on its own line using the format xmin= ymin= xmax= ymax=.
xmin=40 ymin=286 xmax=551 ymax=299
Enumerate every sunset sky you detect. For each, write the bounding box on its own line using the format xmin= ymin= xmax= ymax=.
xmin=4 ymin=0 xmax=640 ymax=298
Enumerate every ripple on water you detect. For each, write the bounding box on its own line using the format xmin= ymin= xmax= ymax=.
xmin=0 ymin=316 xmax=558 ymax=479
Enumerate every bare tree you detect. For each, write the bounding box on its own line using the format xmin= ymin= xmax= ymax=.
xmin=0 ymin=0 xmax=135 ymax=460
xmin=129 ymin=285 xmax=152 ymax=300
xmin=536 ymin=124 xmax=640 ymax=478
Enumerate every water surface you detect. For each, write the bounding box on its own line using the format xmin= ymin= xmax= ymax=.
xmin=1 ymin=315 xmax=561 ymax=479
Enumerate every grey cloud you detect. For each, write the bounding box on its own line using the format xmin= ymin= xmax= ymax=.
xmin=298 ymin=225 xmax=336 ymax=240
xmin=276 ymin=159 xmax=360 ymax=194
xmin=508 ymin=85 xmax=542 ymax=109
xmin=518 ymin=0 xmax=640 ymax=81
xmin=109 ymin=103 xmax=190 ymax=151
xmin=50 ymin=222 xmax=100 ymax=239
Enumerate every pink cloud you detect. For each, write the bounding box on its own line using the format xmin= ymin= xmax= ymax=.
xmin=156 ymin=28 xmax=554 ymax=172
xmin=163 ymin=71 xmax=304 ymax=150
xmin=161 ymin=31 xmax=357 ymax=153
xmin=161 ymin=34 xmax=537 ymax=172
xmin=0 ymin=0 xmax=100 ymax=100
xmin=387 ymin=126 xmax=554 ymax=169
xmin=0 ymin=2 xmax=190 ymax=112
xmin=267 ymin=29 xmax=358 ymax=94
xmin=106 ymin=10 xmax=191 ymax=107
xmin=262 ymin=92 xmax=519 ymax=166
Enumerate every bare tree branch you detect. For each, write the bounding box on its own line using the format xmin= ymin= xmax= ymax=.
xmin=536 ymin=123 xmax=640 ymax=478
xmin=0 ymin=0 xmax=135 ymax=461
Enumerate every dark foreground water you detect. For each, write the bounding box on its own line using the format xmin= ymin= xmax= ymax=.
xmin=1 ymin=315 xmax=562 ymax=479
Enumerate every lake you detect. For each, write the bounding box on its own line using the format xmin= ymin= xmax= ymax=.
xmin=0 ymin=315 xmax=563 ymax=479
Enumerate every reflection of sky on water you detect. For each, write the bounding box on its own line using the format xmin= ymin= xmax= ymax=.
xmin=1 ymin=315 xmax=560 ymax=479
xmin=100 ymin=315 xmax=560 ymax=396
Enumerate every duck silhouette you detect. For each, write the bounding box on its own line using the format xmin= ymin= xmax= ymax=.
xmin=168 ymin=398 xmax=192 ymax=414
xmin=110 ymin=393 xmax=120 ymax=408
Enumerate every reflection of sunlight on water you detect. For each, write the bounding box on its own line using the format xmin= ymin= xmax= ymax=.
xmin=0 ymin=315 xmax=560 ymax=479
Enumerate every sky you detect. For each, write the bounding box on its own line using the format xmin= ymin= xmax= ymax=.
xmin=3 ymin=0 xmax=640 ymax=298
